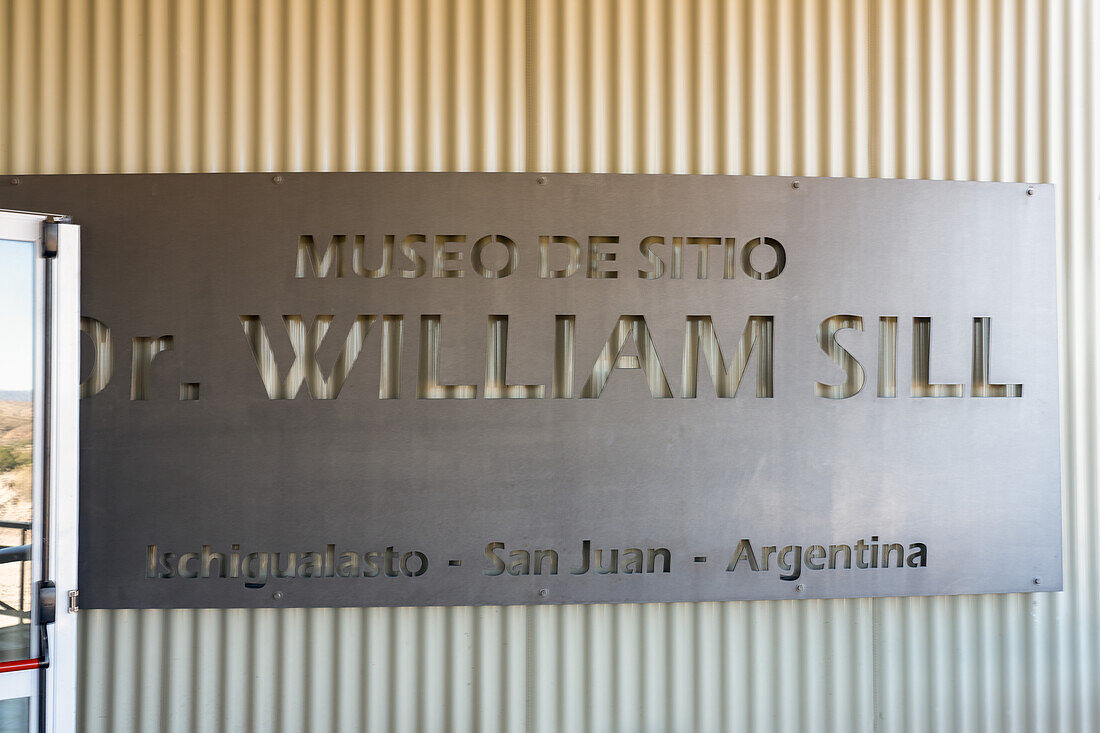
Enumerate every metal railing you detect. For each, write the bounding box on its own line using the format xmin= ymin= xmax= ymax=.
xmin=0 ymin=519 xmax=31 ymax=621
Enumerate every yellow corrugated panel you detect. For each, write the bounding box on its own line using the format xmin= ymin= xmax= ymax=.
xmin=1 ymin=0 xmax=1095 ymax=730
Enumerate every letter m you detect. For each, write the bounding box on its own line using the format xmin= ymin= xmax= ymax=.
xmin=296 ymin=235 xmax=346 ymax=278
xmin=682 ymin=315 xmax=774 ymax=398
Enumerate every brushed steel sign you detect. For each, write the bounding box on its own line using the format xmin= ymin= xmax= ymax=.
xmin=1 ymin=173 xmax=1061 ymax=608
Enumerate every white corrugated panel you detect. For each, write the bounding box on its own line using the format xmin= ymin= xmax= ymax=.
xmin=0 ymin=0 xmax=1095 ymax=731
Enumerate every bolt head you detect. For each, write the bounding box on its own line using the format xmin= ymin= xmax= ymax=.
xmin=536 ymin=176 xmax=548 ymax=185
xmin=272 ymin=590 xmax=284 ymax=600
xmin=1033 ymin=577 xmax=1041 ymax=585
xmin=10 ymin=177 xmax=20 ymax=185
xmin=792 ymin=180 xmax=800 ymax=189
xmin=795 ymin=584 xmax=805 ymax=592
xmin=1026 ymin=187 xmax=1035 ymax=196
xmin=538 ymin=588 xmax=549 ymax=598
xmin=272 ymin=175 xmax=284 ymax=184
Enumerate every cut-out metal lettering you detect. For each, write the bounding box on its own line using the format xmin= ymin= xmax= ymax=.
xmin=637 ymin=236 xmax=665 ymax=279
xmin=971 ymin=317 xmax=1023 ymax=397
xmin=130 ymin=335 xmax=174 ymax=400
xmin=723 ymin=238 xmax=736 ymax=279
xmin=484 ymin=316 xmax=544 ymax=399
xmin=537 ymin=235 xmax=580 ymax=278
xmin=580 ymin=316 xmax=673 ymax=399
xmin=239 ymin=314 xmax=400 ymax=399
xmin=296 ymin=234 xmax=346 ymax=278
xmin=352 ymin=234 xmax=393 ymax=278
xmin=586 ymin=236 xmax=619 ymax=279
xmin=911 ymin=317 xmax=964 ymax=397
xmin=669 ymin=237 xmax=683 ymax=279
xmin=815 ymin=315 xmax=865 ymax=399
xmin=552 ymin=315 xmax=576 ymax=398
xmin=418 ymin=315 xmax=477 ymax=399
xmin=433 ymin=234 xmax=466 ymax=278
xmin=681 ymin=315 xmax=775 ymax=398
xmin=686 ymin=237 xmax=722 ymax=279
xmin=399 ymin=234 xmax=427 ymax=278
xmin=80 ymin=316 xmax=114 ymax=397
xmin=878 ymin=316 xmax=898 ymax=398
xmin=471 ymin=235 xmax=518 ymax=279
xmin=741 ymin=237 xmax=786 ymax=280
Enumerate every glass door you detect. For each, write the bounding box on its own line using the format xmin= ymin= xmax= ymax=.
xmin=0 ymin=212 xmax=79 ymax=733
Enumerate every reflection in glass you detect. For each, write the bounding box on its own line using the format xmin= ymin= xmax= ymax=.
xmin=0 ymin=697 xmax=30 ymax=732
xmin=0 ymin=240 xmax=34 ymax=663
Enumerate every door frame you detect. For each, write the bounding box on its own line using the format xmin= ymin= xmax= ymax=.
xmin=0 ymin=211 xmax=79 ymax=733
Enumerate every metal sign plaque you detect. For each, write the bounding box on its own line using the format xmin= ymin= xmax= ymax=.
xmin=2 ymin=173 xmax=1061 ymax=609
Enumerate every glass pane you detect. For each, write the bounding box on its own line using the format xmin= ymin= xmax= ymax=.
xmin=0 ymin=697 xmax=29 ymax=733
xmin=0 ymin=240 xmax=34 ymax=663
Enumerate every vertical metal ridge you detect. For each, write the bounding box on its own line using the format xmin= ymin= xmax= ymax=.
xmin=0 ymin=0 xmax=9 ymax=175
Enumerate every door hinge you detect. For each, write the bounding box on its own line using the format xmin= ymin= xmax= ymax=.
xmin=67 ymin=589 xmax=79 ymax=614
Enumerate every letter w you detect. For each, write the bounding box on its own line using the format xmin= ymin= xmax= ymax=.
xmin=240 ymin=315 xmax=378 ymax=399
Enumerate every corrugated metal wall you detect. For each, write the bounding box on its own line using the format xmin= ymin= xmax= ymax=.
xmin=1 ymin=1 xmax=1096 ymax=731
